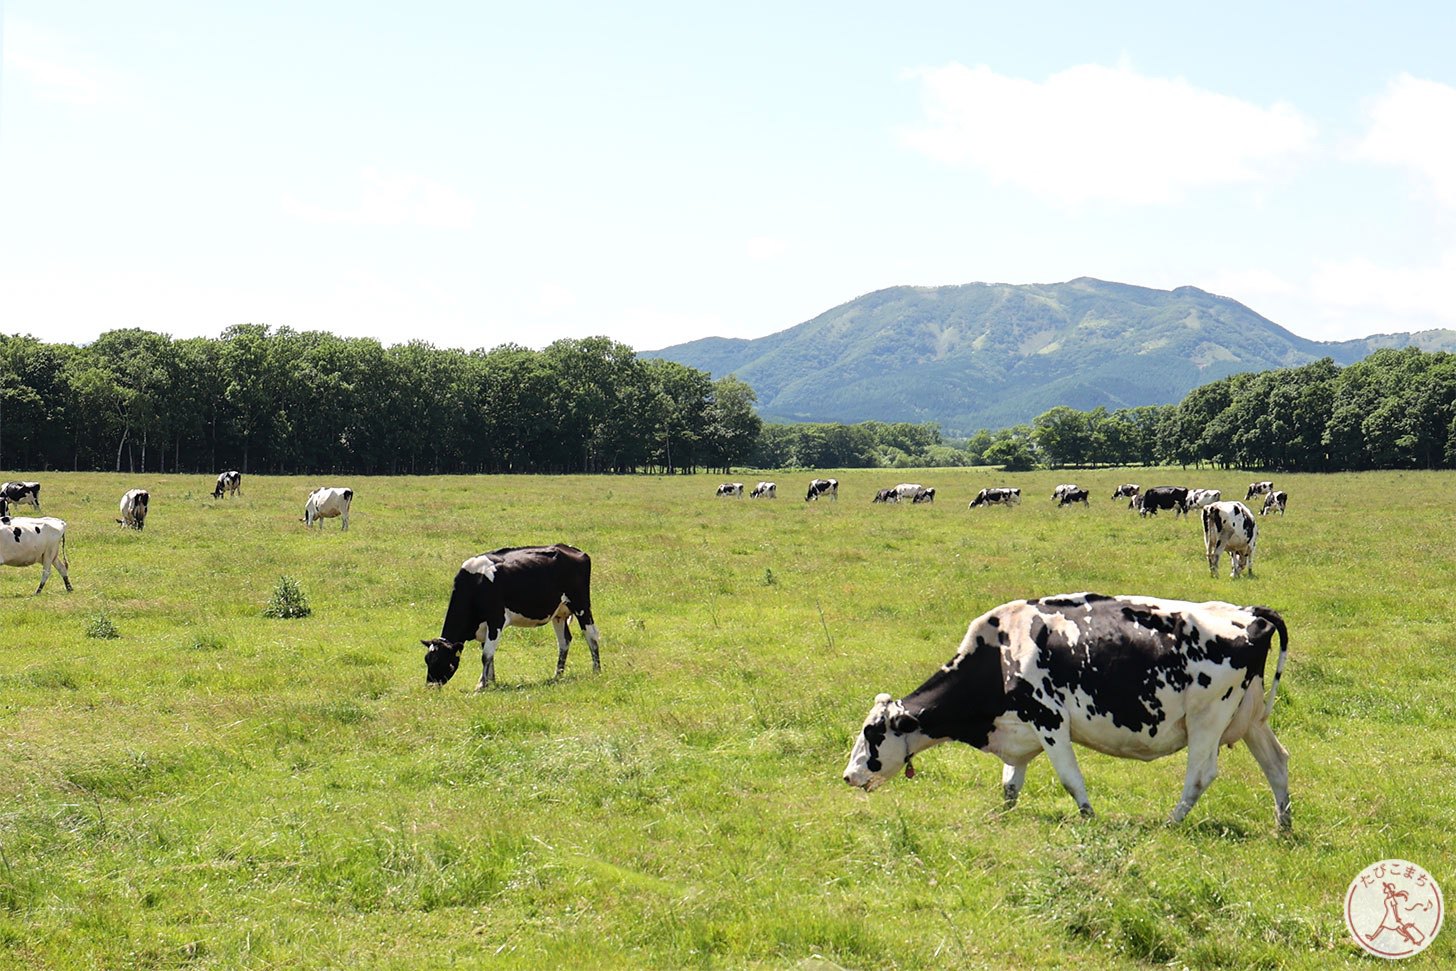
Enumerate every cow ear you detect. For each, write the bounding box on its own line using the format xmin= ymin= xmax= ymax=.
xmin=420 ymin=640 xmax=435 ymax=648
xmin=890 ymin=712 xmax=920 ymax=734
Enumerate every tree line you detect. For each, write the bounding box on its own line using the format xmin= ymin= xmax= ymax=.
xmin=1024 ymin=348 xmax=1456 ymax=471
xmin=5 ymin=327 xmax=1453 ymax=476
xmin=0 ymin=327 xmax=761 ymax=475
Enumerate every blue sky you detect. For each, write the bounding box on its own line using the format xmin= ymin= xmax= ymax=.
xmin=3 ymin=1 xmax=1455 ymax=352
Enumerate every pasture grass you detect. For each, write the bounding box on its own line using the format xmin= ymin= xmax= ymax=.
xmin=0 ymin=468 xmax=1453 ymax=969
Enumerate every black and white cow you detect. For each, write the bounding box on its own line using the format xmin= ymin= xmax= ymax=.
xmin=1056 ymin=487 xmax=1090 ymax=507
xmin=117 ymin=489 xmax=150 ymax=531
xmin=1111 ymin=483 xmax=1140 ymax=501
xmin=969 ymin=487 xmax=1021 ymax=508
xmin=1203 ymin=501 xmax=1258 ymax=578
xmin=1051 ymin=483 xmax=1079 ymax=502
xmin=420 ymin=544 xmax=602 ymax=689
xmin=1132 ymin=486 xmax=1189 ymax=517
xmin=872 ymin=488 xmax=897 ymax=504
xmin=911 ymin=487 xmax=936 ymax=504
xmin=750 ymin=482 xmax=777 ymax=499
xmin=213 ymin=470 xmax=242 ymax=499
xmin=843 ymin=593 xmax=1291 ymax=828
xmin=0 ymin=481 xmax=41 ymax=513
xmin=304 ymin=487 xmax=353 ymax=530
xmin=1185 ymin=488 xmax=1222 ymax=510
xmin=1 ymin=514 xmax=72 ymax=594
xmin=805 ymin=478 xmax=838 ymax=502
xmin=716 ymin=483 xmax=744 ymax=498
xmin=1246 ymin=480 xmax=1274 ymax=500
xmin=1261 ymin=491 xmax=1287 ymax=516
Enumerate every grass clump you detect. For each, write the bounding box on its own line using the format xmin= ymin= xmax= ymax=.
xmin=263 ymin=575 xmax=312 ymax=619
xmin=84 ymin=610 xmax=119 ymax=640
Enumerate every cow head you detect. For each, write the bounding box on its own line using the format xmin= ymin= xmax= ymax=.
xmin=421 ymin=638 xmax=464 ymax=685
xmin=843 ymin=693 xmax=925 ymax=791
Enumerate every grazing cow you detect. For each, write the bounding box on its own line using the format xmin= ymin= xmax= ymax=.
xmin=805 ymin=478 xmax=838 ymax=502
xmin=1185 ymin=489 xmax=1222 ymax=510
xmin=911 ymin=487 xmax=936 ymax=504
xmin=716 ymin=483 xmax=744 ymax=498
xmin=213 ymin=470 xmax=242 ymax=499
xmin=872 ymin=488 xmax=897 ymax=503
xmin=420 ymin=543 xmax=602 ymax=689
xmin=750 ymin=482 xmax=777 ymax=499
xmin=117 ymin=489 xmax=150 ymax=531
xmin=0 ymin=515 xmax=72 ymax=594
xmin=1261 ymin=491 xmax=1288 ymax=517
xmin=1051 ymin=483 xmax=1080 ymax=501
xmin=891 ymin=483 xmax=926 ymax=502
xmin=1056 ymin=487 xmax=1090 ymax=507
xmin=842 ymin=592 xmax=1291 ymax=828
xmin=1111 ymin=483 xmax=1140 ymax=501
xmin=303 ymin=487 xmax=353 ymax=530
xmin=1246 ymin=481 xmax=1274 ymax=500
xmin=0 ymin=481 xmax=41 ymax=513
xmin=1132 ymin=486 xmax=1189 ymax=517
xmin=1203 ymin=501 xmax=1258 ymax=578
xmin=969 ymin=487 xmax=1021 ymax=508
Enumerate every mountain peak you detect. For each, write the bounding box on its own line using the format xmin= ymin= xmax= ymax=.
xmin=643 ymin=278 xmax=1456 ymax=434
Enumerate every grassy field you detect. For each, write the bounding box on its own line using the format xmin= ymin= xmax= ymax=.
xmin=1 ymin=468 xmax=1453 ymax=969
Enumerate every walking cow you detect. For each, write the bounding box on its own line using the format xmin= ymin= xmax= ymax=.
xmin=420 ymin=544 xmax=603 ymax=689
xmin=843 ymin=593 xmax=1291 ymax=829
xmin=716 ymin=483 xmax=744 ymax=498
xmin=969 ymin=487 xmax=1020 ymax=508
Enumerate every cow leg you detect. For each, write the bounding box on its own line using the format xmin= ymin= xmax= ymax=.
xmin=1207 ymin=549 xmax=1220 ymax=577
xmin=1000 ymin=754 xmax=1038 ymax=806
xmin=474 ymin=633 xmax=500 ymax=692
xmin=552 ymin=615 xmax=572 ymax=678
xmin=1170 ymin=715 xmax=1225 ymax=823
xmin=578 ymin=615 xmax=602 ymax=672
xmin=1242 ymin=720 xmax=1292 ymax=829
xmin=341 ymin=509 xmax=349 ymax=531
xmin=35 ymin=560 xmax=51 ymax=595
xmin=1038 ymin=731 xmax=1095 ymax=817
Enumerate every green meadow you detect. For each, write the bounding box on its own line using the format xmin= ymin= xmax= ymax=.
xmin=1 ymin=469 xmax=1452 ymax=969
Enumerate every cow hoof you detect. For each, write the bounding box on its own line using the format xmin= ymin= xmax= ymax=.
xmin=1078 ymin=805 xmax=1095 ymax=819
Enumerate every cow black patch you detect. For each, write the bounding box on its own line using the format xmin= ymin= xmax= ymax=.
xmin=12 ymin=528 xmax=20 ymax=542
xmin=1197 ymin=672 xmax=1212 ymax=687
xmin=862 ymin=721 xmax=887 ymax=772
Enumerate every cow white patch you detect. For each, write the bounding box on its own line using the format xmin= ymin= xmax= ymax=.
xmin=461 ymin=555 xmax=497 ymax=579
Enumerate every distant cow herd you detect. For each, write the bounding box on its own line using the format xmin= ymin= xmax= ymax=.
xmin=7 ymin=468 xmax=1303 ymax=829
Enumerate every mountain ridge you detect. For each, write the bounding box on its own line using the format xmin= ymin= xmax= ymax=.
xmin=643 ymin=277 xmax=1456 ymax=433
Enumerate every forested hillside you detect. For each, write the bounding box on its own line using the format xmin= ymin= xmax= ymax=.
xmin=648 ymin=277 xmax=1456 ymax=432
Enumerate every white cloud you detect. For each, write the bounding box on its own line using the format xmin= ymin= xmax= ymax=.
xmin=282 ymin=167 xmax=476 ymax=230
xmin=900 ymin=63 xmax=1316 ymax=206
xmin=1354 ymin=74 xmax=1456 ymax=207
xmin=3 ymin=19 xmax=126 ymax=106
xmin=1309 ymin=251 xmax=1456 ymax=332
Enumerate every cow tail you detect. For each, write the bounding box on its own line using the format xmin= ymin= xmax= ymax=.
xmin=1253 ymin=606 xmax=1288 ymax=719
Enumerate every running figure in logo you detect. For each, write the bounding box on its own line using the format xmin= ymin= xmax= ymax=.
xmin=1366 ymin=881 xmax=1428 ymax=949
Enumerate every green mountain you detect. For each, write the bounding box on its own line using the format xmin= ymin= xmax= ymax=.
xmin=644 ymin=277 xmax=1456 ymax=434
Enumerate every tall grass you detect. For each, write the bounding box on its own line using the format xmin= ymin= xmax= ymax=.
xmin=0 ymin=469 xmax=1452 ymax=968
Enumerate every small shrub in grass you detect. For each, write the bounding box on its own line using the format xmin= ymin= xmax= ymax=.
xmin=85 ymin=610 xmax=119 ymax=639
xmin=264 ymin=575 xmax=312 ymax=619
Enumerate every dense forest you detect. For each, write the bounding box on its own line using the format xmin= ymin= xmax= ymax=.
xmin=0 ymin=327 xmax=762 ymax=474
xmin=3 ymin=328 xmax=1454 ymax=475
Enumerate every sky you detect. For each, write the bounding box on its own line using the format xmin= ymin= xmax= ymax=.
xmin=3 ymin=1 xmax=1456 ymax=353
